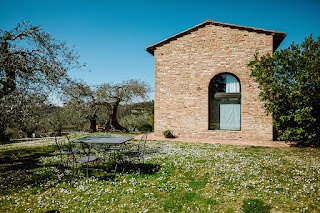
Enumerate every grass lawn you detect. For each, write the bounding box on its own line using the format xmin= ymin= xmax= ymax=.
xmin=0 ymin=135 xmax=319 ymax=212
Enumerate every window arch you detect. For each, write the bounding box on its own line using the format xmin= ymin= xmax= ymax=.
xmin=209 ymin=73 xmax=241 ymax=130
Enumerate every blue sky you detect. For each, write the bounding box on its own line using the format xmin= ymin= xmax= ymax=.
xmin=1 ymin=0 xmax=320 ymax=100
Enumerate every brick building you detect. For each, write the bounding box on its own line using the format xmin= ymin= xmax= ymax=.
xmin=146 ymin=20 xmax=286 ymax=141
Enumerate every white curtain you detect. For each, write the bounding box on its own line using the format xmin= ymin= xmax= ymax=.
xmin=220 ymin=104 xmax=241 ymax=130
xmin=225 ymin=75 xmax=240 ymax=93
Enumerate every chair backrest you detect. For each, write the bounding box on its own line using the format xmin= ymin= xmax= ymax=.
xmin=54 ymin=136 xmax=62 ymax=151
xmin=55 ymin=136 xmax=70 ymax=152
xmin=55 ymin=136 xmax=77 ymax=155
xmin=65 ymin=135 xmax=75 ymax=151
xmin=138 ymin=132 xmax=149 ymax=156
xmin=78 ymin=141 xmax=94 ymax=157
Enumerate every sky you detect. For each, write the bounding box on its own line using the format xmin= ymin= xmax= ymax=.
xmin=1 ymin=0 xmax=320 ymax=101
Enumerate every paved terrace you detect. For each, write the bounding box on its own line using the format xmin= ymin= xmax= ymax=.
xmin=135 ymin=133 xmax=291 ymax=147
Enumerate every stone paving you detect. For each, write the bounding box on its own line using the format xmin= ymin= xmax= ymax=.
xmin=135 ymin=133 xmax=292 ymax=147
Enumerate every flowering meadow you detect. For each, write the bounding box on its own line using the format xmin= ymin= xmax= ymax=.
xmin=0 ymin=136 xmax=319 ymax=212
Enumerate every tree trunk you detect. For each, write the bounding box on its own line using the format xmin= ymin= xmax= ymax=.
xmin=54 ymin=129 xmax=62 ymax=136
xmin=26 ymin=131 xmax=34 ymax=138
xmin=105 ymin=120 xmax=111 ymax=131
xmin=0 ymin=125 xmax=10 ymax=142
xmin=21 ymin=126 xmax=36 ymax=138
xmin=110 ymin=100 xmax=128 ymax=132
xmin=1 ymin=40 xmax=16 ymax=98
xmin=90 ymin=118 xmax=97 ymax=133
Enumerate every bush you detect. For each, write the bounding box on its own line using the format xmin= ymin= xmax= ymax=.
xmin=137 ymin=123 xmax=153 ymax=132
xmin=162 ymin=130 xmax=176 ymax=138
xmin=249 ymin=35 xmax=320 ymax=147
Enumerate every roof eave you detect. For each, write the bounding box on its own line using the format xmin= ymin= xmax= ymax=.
xmin=146 ymin=19 xmax=286 ymax=55
xmin=146 ymin=20 xmax=212 ymax=55
xmin=146 ymin=46 xmax=155 ymax=55
xmin=273 ymin=33 xmax=286 ymax=51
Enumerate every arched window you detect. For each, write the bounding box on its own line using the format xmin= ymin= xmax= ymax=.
xmin=209 ymin=73 xmax=241 ymax=130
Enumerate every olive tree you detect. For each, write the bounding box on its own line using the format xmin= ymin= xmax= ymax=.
xmin=63 ymin=79 xmax=151 ymax=133
xmin=96 ymin=79 xmax=151 ymax=132
xmin=62 ymin=80 xmax=102 ymax=133
xmin=0 ymin=21 xmax=82 ymax=140
xmin=248 ymin=35 xmax=320 ymax=147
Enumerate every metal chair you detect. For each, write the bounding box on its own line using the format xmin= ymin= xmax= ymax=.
xmin=54 ymin=136 xmax=78 ymax=168
xmin=124 ymin=132 xmax=148 ymax=164
xmin=75 ymin=142 xmax=99 ymax=177
xmin=98 ymin=129 xmax=127 ymax=162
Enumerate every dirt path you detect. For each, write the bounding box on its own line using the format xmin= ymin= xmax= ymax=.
xmin=134 ymin=133 xmax=291 ymax=147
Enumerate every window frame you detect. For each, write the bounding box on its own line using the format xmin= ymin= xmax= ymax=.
xmin=208 ymin=73 xmax=241 ymax=131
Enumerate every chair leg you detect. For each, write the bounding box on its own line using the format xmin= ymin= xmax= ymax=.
xmin=111 ymin=163 xmax=118 ymax=181
xmin=86 ymin=163 xmax=89 ymax=178
xmin=112 ymin=163 xmax=118 ymax=174
xmin=95 ymin=160 xmax=102 ymax=177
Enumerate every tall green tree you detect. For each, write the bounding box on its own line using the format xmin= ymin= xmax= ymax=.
xmin=248 ymin=35 xmax=320 ymax=147
xmin=0 ymin=21 xmax=82 ymax=140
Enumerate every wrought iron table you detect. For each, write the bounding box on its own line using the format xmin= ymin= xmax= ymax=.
xmin=71 ymin=135 xmax=133 ymax=144
xmin=71 ymin=136 xmax=134 ymax=176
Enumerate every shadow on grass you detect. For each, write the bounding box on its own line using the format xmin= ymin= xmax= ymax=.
xmin=0 ymin=145 xmax=56 ymax=174
xmin=0 ymin=144 xmax=162 ymax=195
xmin=242 ymin=198 xmax=272 ymax=213
xmin=0 ymin=151 xmax=52 ymax=172
xmin=118 ymin=161 xmax=161 ymax=174
xmin=94 ymin=161 xmax=161 ymax=180
xmin=71 ymin=161 xmax=162 ymax=181
xmin=0 ymin=146 xmax=72 ymax=196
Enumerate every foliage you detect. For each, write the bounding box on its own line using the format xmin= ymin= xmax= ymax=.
xmin=0 ymin=21 xmax=82 ymax=140
xmin=0 ymin=21 xmax=81 ymax=98
xmin=61 ymin=81 xmax=105 ymax=132
xmin=248 ymin=35 xmax=320 ymax=146
xmin=0 ymin=89 xmax=49 ymax=140
xmin=96 ymin=79 xmax=151 ymax=132
xmin=45 ymin=105 xmax=81 ymax=136
xmin=0 ymin=138 xmax=319 ymax=212
xmin=0 ymin=21 xmax=151 ymax=139
xmin=62 ymin=80 xmax=152 ymax=132
xmin=162 ymin=129 xmax=175 ymax=138
xmin=119 ymin=101 xmax=154 ymax=132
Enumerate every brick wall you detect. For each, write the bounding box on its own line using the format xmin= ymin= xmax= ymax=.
xmin=153 ymin=24 xmax=274 ymax=141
